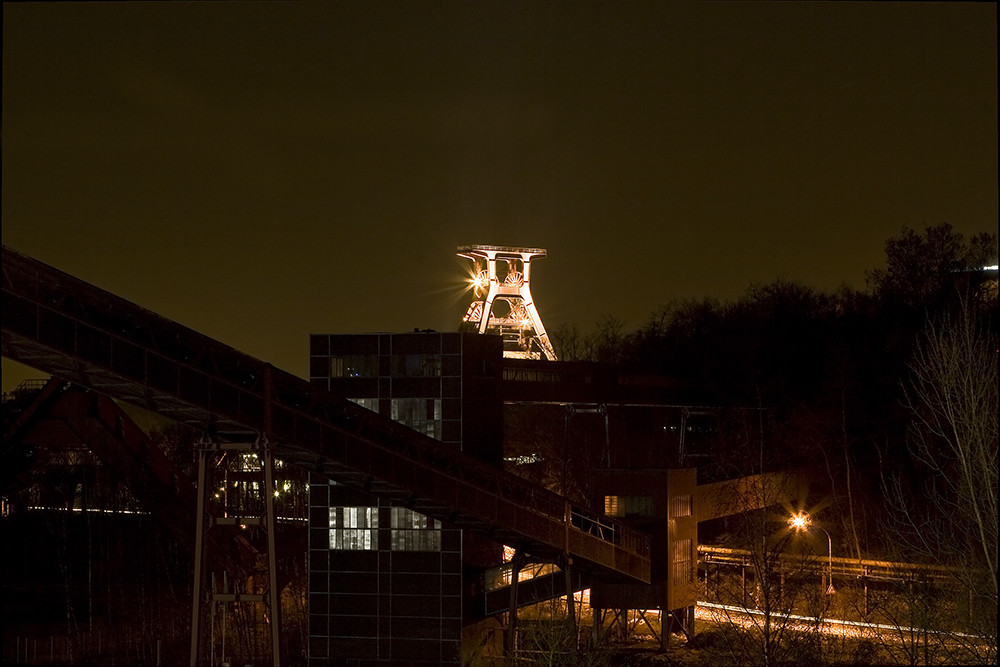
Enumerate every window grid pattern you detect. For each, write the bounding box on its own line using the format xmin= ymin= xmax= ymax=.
xmin=309 ymin=478 xmax=464 ymax=665
xmin=329 ymin=506 xmax=378 ymax=550
xmin=306 ymin=333 xmax=499 ymax=665
xmin=392 ymin=353 xmax=442 ymax=377
xmin=391 ymin=398 xmax=442 ymax=439
xmin=330 ymin=354 xmax=378 ymax=378
xmin=390 ymin=507 xmax=443 ymax=551
xmin=310 ymin=333 xmax=476 ymax=449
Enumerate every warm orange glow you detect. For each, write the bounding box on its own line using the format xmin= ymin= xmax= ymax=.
xmin=789 ymin=512 xmax=809 ymax=530
xmin=466 ymin=269 xmax=488 ymax=298
xmin=456 ymin=245 xmax=557 ymax=361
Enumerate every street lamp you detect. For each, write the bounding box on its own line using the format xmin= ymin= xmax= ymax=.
xmin=790 ymin=512 xmax=836 ymax=595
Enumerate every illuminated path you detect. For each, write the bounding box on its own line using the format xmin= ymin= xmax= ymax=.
xmin=696 ymin=602 xmax=989 ymax=642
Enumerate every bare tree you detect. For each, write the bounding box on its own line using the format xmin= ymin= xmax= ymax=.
xmin=704 ymin=475 xmax=829 ymax=667
xmin=884 ymin=301 xmax=998 ymax=662
xmin=549 ymin=323 xmax=584 ymax=362
xmin=862 ymin=561 xmax=967 ymax=667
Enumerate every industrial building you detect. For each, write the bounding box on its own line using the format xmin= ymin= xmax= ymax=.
xmin=307 ymin=331 xmax=503 ymax=664
xmin=304 ymin=328 xmax=720 ymax=664
xmin=2 ymin=244 xmax=782 ymax=666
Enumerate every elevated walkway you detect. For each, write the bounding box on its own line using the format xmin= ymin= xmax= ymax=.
xmin=695 ymin=472 xmax=805 ymax=522
xmin=1 ymin=245 xmax=650 ymax=584
xmin=3 ymin=380 xmax=305 ymax=585
xmin=479 ymin=562 xmax=590 ymax=617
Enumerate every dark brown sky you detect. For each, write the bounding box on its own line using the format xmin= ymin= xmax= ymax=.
xmin=2 ymin=1 xmax=997 ymax=389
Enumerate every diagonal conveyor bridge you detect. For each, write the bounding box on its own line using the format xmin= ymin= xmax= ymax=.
xmin=1 ymin=245 xmax=650 ymax=584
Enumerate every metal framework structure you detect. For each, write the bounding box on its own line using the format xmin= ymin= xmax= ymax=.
xmin=0 ymin=244 xmax=650 ymax=614
xmin=190 ymin=439 xmax=281 ymax=667
xmin=457 ymin=245 xmax=557 ymax=361
xmin=2 ymin=245 xmax=826 ymax=661
xmin=4 ymin=378 xmax=305 ymax=666
xmin=3 ymin=378 xmax=198 ymax=539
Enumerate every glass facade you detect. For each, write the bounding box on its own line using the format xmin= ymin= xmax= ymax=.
xmin=330 ymin=354 xmax=378 ymax=378
xmin=391 ymin=398 xmax=442 ymax=439
xmin=390 ymin=507 xmax=442 ymax=552
xmin=391 ymin=353 xmax=441 ymax=377
xmin=309 ymin=482 xmax=463 ymax=665
xmin=329 ymin=506 xmax=378 ymax=550
xmin=309 ymin=331 xmax=498 ymax=453
xmin=308 ymin=331 xmax=502 ymax=666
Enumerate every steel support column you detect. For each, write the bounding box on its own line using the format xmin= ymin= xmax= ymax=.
xmin=190 ymin=447 xmax=210 ymax=666
xmin=505 ymin=550 xmax=525 ymax=656
xmin=189 ymin=439 xmax=281 ymax=667
xmin=562 ymin=501 xmax=576 ymax=631
xmin=261 ymin=442 xmax=282 ymax=666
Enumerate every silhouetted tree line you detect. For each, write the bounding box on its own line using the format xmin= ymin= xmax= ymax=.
xmin=549 ymin=224 xmax=997 ymax=662
xmin=552 ymin=224 xmax=997 ymax=556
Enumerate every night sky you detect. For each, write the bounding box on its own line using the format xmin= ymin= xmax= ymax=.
xmin=2 ymin=1 xmax=996 ymax=390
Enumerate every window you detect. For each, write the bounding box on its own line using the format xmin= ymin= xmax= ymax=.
xmin=329 ymin=506 xmax=378 ymax=550
xmin=673 ymin=538 xmax=692 ymax=583
xmin=604 ymin=495 xmax=654 ymax=518
xmin=349 ymin=397 xmax=379 ymax=413
xmin=391 ymin=398 xmax=442 ymax=439
xmin=390 ymin=507 xmax=441 ymax=551
xmin=670 ymin=494 xmax=692 ymax=518
xmin=392 ymin=354 xmax=441 ymax=377
xmin=330 ymin=355 xmax=377 ymax=378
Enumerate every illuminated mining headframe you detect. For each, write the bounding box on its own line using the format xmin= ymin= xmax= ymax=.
xmin=457 ymin=244 xmax=557 ymax=361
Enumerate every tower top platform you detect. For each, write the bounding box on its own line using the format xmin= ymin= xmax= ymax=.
xmin=457 ymin=244 xmax=547 ymax=258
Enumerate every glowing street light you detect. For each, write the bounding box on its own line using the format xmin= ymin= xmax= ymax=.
xmin=790 ymin=512 xmax=836 ymax=595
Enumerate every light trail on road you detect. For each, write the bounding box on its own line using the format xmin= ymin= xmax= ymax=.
xmin=696 ymin=601 xmax=989 ymax=642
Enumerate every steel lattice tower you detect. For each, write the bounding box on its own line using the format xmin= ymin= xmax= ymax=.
xmin=457 ymin=244 xmax=557 ymax=361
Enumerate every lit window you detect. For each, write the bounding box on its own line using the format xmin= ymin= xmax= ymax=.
xmin=604 ymin=495 xmax=653 ymax=518
xmin=329 ymin=506 xmax=378 ymax=550
xmin=390 ymin=507 xmax=441 ymax=551
xmin=670 ymin=495 xmax=692 ymax=518
xmin=391 ymin=398 xmax=442 ymax=439
xmin=349 ymin=397 xmax=379 ymax=412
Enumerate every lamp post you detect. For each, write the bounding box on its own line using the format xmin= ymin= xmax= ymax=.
xmin=790 ymin=512 xmax=835 ymax=595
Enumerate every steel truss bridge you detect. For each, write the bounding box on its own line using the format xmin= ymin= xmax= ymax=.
xmin=1 ymin=245 xmax=650 ymax=586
